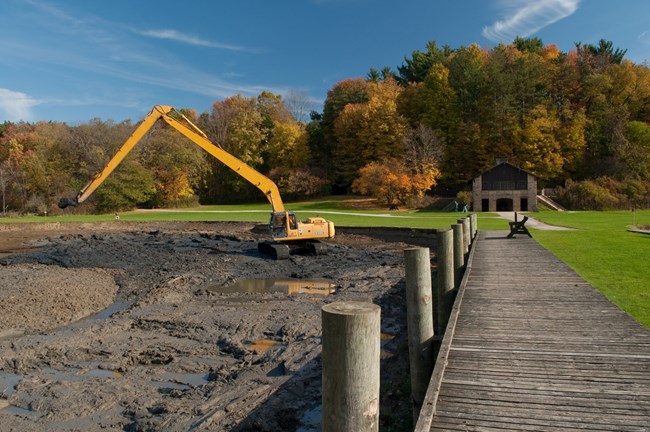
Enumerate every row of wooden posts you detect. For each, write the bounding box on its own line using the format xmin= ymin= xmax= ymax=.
xmin=320 ymin=214 xmax=479 ymax=431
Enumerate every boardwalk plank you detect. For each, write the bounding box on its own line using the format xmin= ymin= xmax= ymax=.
xmin=423 ymin=230 xmax=650 ymax=432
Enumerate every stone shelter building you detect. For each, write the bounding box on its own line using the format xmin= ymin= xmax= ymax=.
xmin=472 ymin=161 xmax=538 ymax=212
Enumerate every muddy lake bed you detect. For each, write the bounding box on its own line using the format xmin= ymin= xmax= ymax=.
xmin=0 ymin=221 xmax=421 ymax=431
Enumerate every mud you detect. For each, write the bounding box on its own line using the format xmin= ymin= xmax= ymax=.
xmin=0 ymin=221 xmax=430 ymax=431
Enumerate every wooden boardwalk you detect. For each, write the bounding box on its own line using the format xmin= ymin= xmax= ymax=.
xmin=417 ymin=231 xmax=650 ymax=431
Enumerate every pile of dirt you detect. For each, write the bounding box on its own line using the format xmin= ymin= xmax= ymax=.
xmin=0 ymin=221 xmax=430 ymax=431
xmin=0 ymin=264 xmax=119 ymax=335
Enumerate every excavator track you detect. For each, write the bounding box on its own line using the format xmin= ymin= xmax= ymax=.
xmin=257 ymin=240 xmax=328 ymax=259
xmin=258 ymin=241 xmax=290 ymax=260
xmin=308 ymin=240 xmax=327 ymax=256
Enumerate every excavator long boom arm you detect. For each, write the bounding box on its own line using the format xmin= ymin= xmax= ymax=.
xmin=61 ymin=105 xmax=285 ymax=212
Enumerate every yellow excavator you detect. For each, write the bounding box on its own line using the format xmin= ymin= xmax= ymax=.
xmin=58 ymin=105 xmax=335 ymax=259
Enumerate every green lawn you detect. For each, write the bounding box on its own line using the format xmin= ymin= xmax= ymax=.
xmin=531 ymin=210 xmax=650 ymax=328
xmin=0 ymin=198 xmax=508 ymax=229
xmin=2 ymin=201 xmax=646 ymax=327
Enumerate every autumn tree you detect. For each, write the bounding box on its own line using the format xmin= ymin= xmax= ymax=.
xmin=92 ymin=158 xmax=155 ymax=212
xmin=332 ymin=78 xmax=407 ymax=187
xmin=317 ymin=79 xmax=369 ymax=179
xmin=265 ymin=118 xmax=327 ymax=198
xmin=402 ymin=124 xmax=443 ymax=179
xmin=139 ymin=121 xmax=209 ymax=207
xmin=623 ymin=121 xmax=650 ymax=180
xmin=266 ymin=119 xmax=310 ymax=169
xmin=200 ymin=95 xmax=265 ymax=203
xmin=447 ymin=44 xmax=487 ymax=122
xmin=19 ymin=121 xmax=72 ymax=211
xmin=257 ymin=91 xmax=293 ymax=153
xmin=512 ymin=105 xmax=565 ymax=179
xmin=0 ymin=122 xmax=35 ymax=210
xmin=0 ymin=138 xmax=25 ymax=213
xmin=397 ymin=41 xmax=454 ymax=84
xmin=284 ymin=89 xmax=313 ymax=123
xmin=352 ymin=158 xmax=439 ymax=208
xmin=576 ymin=39 xmax=627 ymax=74
xmin=331 ymin=102 xmax=365 ymax=186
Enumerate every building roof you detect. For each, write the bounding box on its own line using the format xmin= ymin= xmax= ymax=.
xmin=478 ymin=161 xmax=538 ymax=179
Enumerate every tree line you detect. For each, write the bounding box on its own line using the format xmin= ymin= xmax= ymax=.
xmin=2 ymin=37 xmax=650 ymax=214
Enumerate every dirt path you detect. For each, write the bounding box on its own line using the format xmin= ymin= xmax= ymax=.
xmin=0 ymin=221 xmax=418 ymax=431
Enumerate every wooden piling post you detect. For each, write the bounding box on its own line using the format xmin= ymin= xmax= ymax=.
xmin=468 ymin=213 xmax=476 ymax=241
xmin=322 ymin=301 xmax=381 ymax=432
xmin=436 ymin=229 xmax=454 ymax=333
xmin=471 ymin=213 xmax=478 ymax=239
xmin=404 ymin=248 xmax=435 ymax=420
xmin=457 ymin=219 xmax=469 ymax=254
xmin=463 ymin=216 xmax=472 ymax=254
xmin=451 ymin=224 xmax=464 ymax=289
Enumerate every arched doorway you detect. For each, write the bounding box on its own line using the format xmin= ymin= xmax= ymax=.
xmin=496 ymin=198 xmax=513 ymax=211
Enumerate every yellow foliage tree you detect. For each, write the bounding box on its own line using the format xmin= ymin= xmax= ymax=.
xmin=333 ymin=78 xmax=407 ymax=185
xmin=266 ymin=119 xmax=310 ymax=169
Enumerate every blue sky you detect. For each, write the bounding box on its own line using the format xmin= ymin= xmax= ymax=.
xmin=1 ymin=0 xmax=650 ymax=124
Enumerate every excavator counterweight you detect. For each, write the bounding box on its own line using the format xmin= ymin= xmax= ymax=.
xmin=59 ymin=105 xmax=334 ymax=259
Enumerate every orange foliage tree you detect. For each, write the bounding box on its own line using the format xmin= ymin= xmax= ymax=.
xmin=352 ymin=158 xmax=439 ymax=208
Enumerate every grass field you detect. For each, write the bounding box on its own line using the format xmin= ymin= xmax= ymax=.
xmin=1 ymin=200 xmax=647 ymax=327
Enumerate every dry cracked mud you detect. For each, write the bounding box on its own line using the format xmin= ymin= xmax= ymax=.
xmin=0 ymin=221 xmax=434 ymax=431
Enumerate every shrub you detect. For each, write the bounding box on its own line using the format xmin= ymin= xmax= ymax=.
xmin=268 ymin=168 xmax=328 ymax=200
xmin=456 ymin=191 xmax=472 ymax=210
xmin=556 ymin=177 xmax=650 ymax=210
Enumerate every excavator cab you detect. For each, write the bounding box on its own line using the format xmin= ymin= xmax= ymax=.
xmin=270 ymin=212 xmax=288 ymax=237
xmin=269 ymin=211 xmax=299 ymax=239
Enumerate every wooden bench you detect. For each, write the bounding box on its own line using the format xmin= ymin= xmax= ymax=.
xmin=507 ymin=212 xmax=532 ymax=238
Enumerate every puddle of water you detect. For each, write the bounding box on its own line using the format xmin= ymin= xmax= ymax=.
xmin=245 ymin=339 xmax=285 ymax=352
xmin=0 ymin=370 xmax=31 ymax=420
xmin=83 ymin=369 xmax=122 ymax=379
xmin=266 ymin=362 xmax=287 ymax=377
xmin=89 ymin=301 xmax=131 ymax=320
xmin=380 ymin=332 xmax=396 ymax=359
xmin=151 ymin=381 xmax=191 ymax=391
xmin=297 ymin=405 xmax=321 ymax=431
xmin=0 ymin=372 xmax=23 ymax=397
xmin=159 ymin=372 xmax=209 ymax=388
xmin=67 ymin=361 xmax=101 ymax=368
xmin=37 ymin=367 xmax=120 ymax=383
xmin=206 ymin=278 xmax=335 ymax=296
xmin=2 ymin=405 xmax=42 ymax=419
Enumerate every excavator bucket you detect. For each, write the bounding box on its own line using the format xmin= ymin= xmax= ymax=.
xmin=58 ymin=197 xmax=78 ymax=209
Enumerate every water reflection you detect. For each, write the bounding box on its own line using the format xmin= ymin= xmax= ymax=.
xmin=207 ymin=278 xmax=336 ymax=296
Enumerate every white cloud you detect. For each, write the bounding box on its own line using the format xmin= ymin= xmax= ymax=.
xmin=139 ymin=29 xmax=248 ymax=52
xmin=0 ymin=88 xmax=40 ymax=122
xmin=483 ymin=0 xmax=580 ymax=43
xmin=1 ymin=2 xmax=270 ymax=119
